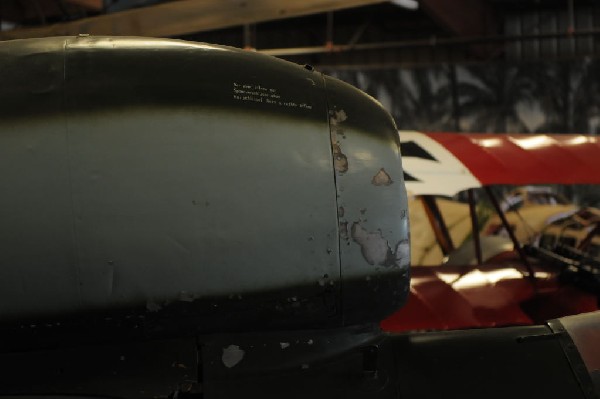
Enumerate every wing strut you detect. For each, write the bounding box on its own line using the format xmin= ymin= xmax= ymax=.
xmin=421 ymin=195 xmax=454 ymax=256
xmin=484 ymin=186 xmax=536 ymax=283
xmin=467 ymin=189 xmax=483 ymax=265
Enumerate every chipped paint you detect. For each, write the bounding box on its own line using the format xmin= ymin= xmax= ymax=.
xmin=351 ymin=223 xmax=408 ymax=268
xmin=394 ymin=240 xmax=410 ymax=269
xmin=331 ymin=109 xmax=347 ymax=124
xmin=332 ymin=144 xmax=349 ymax=173
xmin=146 ymin=301 xmax=162 ymax=312
xmin=222 ymin=345 xmax=244 ymax=368
xmin=371 ymin=168 xmax=393 ymax=186
xmin=329 ymin=109 xmax=349 ymax=173
xmin=325 ymin=74 xmax=410 ymax=324
xmin=318 ymin=274 xmax=329 ymax=287
xmin=179 ymin=291 xmax=195 ymax=302
xmin=351 ymin=223 xmax=392 ymax=266
xmin=339 ymin=221 xmax=349 ymax=241
xmin=280 ymin=342 xmax=290 ymax=349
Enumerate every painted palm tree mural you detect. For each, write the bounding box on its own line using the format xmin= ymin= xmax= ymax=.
xmin=572 ymin=59 xmax=600 ymax=135
xmin=394 ymin=67 xmax=455 ymax=131
xmin=330 ymin=59 xmax=600 ymax=135
xmin=456 ymin=64 xmax=539 ymax=133
xmin=330 ymin=58 xmax=600 ymax=206
xmin=532 ymin=63 xmax=571 ymax=133
xmin=532 ymin=60 xmax=600 ymax=134
xmin=329 ymin=67 xmax=455 ymax=131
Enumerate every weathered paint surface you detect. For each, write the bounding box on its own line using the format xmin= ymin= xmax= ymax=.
xmin=0 ymin=36 xmax=409 ymax=334
xmin=324 ymin=76 xmax=410 ymax=325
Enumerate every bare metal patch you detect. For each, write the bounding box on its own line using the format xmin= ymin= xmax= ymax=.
xmin=146 ymin=301 xmax=162 ymax=312
xmin=371 ymin=168 xmax=393 ymax=186
xmin=330 ymin=109 xmax=348 ymax=125
xmin=339 ymin=221 xmax=349 ymax=241
xmin=329 ymin=109 xmax=349 ymax=173
xmin=332 ymin=144 xmax=348 ymax=173
xmin=179 ymin=291 xmax=195 ymax=302
xmin=222 ymin=345 xmax=245 ymax=368
xmin=351 ymin=223 xmax=408 ymax=268
xmin=351 ymin=223 xmax=392 ymax=266
xmin=394 ymin=240 xmax=410 ymax=270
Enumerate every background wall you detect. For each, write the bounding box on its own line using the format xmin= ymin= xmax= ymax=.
xmin=328 ymin=59 xmax=600 ymax=134
xmin=328 ymin=59 xmax=600 ymax=206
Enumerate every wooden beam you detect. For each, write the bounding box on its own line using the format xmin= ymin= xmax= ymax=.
xmin=66 ymin=0 xmax=103 ymax=11
xmin=420 ymin=0 xmax=497 ymax=38
xmin=0 ymin=0 xmax=385 ymax=40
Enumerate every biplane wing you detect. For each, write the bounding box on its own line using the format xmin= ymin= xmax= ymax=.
xmin=1 ymin=37 xmax=599 ymax=399
xmin=400 ymin=131 xmax=600 ymax=196
xmin=388 ymin=131 xmax=600 ymax=334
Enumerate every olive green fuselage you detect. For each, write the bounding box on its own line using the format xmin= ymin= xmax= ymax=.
xmin=0 ymin=37 xmax=409 ymax=337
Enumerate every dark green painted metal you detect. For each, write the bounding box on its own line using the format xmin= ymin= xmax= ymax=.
xmin=0 ymin=36 xmax=408 ymax=338
xmin=548 ymin=317 xmax=600 ymax=399
xmin=0 ymin=36 xmax=596 ymax=399
xmin=0 ymin=322 xmax=594 ymax=398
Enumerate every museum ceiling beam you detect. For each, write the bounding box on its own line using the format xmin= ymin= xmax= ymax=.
xmin=0 ymin=0 xmax=386 ymax=40
xmin=0 ymin=0 xmax=102 ymax=23
xmin=65 ymin=0 xmax=103 ymax=10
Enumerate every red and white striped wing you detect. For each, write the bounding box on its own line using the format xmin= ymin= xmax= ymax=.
xmin=399 ymin=132 xmax=600 ymax=196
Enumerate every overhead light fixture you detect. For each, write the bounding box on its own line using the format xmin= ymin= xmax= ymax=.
xmin=390 ymin=0 xmax=419 ymax=10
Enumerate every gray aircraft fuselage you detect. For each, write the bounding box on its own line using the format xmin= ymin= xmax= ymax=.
xmin=0 ymin=36 xmax=409 ymax=338
xmin=0 ymin=37 xmax=597 ymax=399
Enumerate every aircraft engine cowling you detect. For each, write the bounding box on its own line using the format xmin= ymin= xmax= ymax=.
xmin=0 ymin=37 xmax=409 ymax=340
